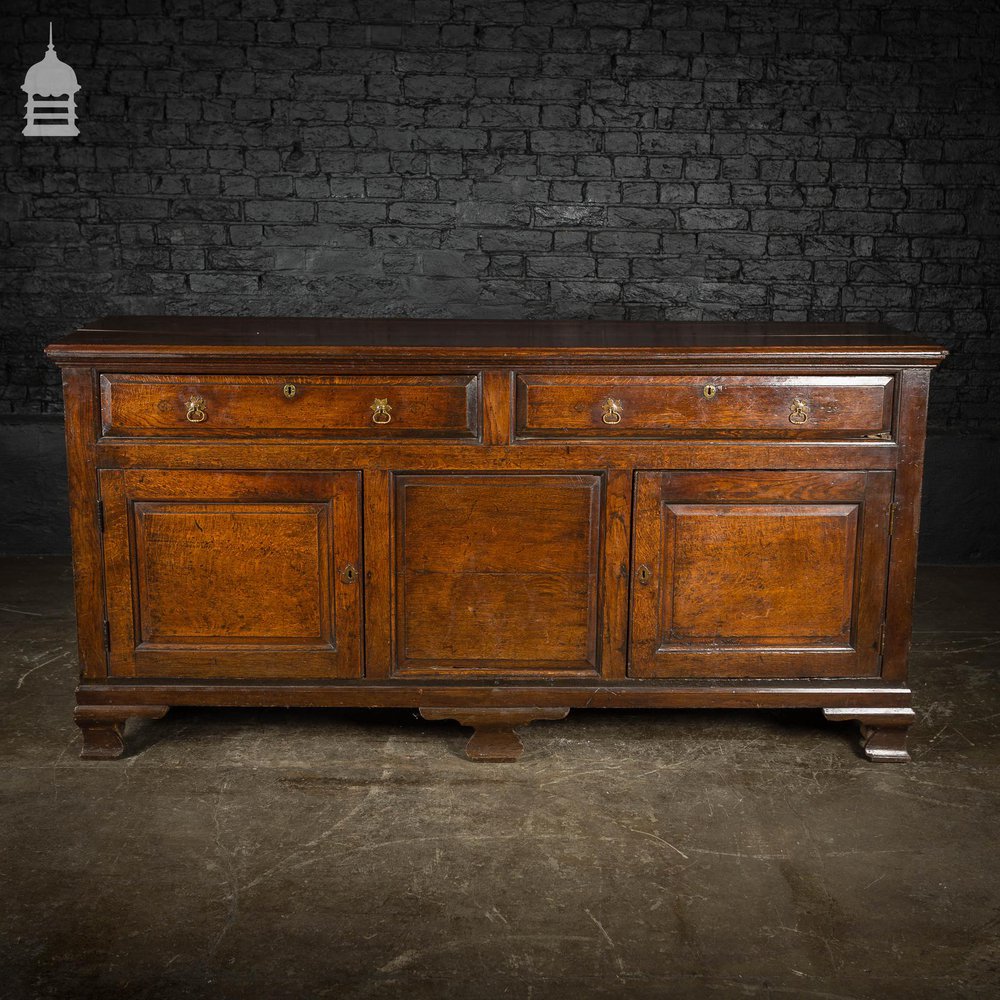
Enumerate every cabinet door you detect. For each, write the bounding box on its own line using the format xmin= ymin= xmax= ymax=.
xmin=629 ymin=471 xmax=892 ymax=678
xmin=391 ymin=474 xmax=603 ymax=676
xmin=100 ymin=470 xmax=362 ymax=679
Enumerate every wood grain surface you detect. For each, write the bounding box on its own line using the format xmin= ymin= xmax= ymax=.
xmin=393 ymin=475 xmax=601 ymax=675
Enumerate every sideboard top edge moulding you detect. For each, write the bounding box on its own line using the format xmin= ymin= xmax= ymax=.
xmin=47 ymin=316 xmax=949 ymax=368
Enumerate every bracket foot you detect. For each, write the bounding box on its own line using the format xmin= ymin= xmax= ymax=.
xmin=74 ymin=705 xmax=170 ymax=760
xmin=823 ymin=707 xmax=915 ymax=762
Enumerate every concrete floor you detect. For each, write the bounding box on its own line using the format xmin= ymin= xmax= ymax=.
xmin=1 ymin=556 xmax=998 ymax=1000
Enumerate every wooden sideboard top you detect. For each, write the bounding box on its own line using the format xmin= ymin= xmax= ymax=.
xmin=47 ymin=316 xmax=948 ymax=367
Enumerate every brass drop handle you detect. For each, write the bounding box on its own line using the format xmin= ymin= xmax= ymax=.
xmin=185 ymin=397 xmax=207 ymax=423
xmin=341 ymin=564 xmax=358 ymax=584
xmin=637 ymin=565 xmax=652 ymax=585
xmin=370 ymin=398 xmax=392 ymax=424
xmin=602 ymin=397 xmax=623 ymax=424
xmin=283 ymin=383 xmax=297 ymax=399
xmin=789 ymin=398 xmax=809 ymax=424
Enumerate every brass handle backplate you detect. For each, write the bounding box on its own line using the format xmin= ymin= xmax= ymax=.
xmin=637 ymin=565 xmax=652 ymax=585
xmin=341 ymin=564 xmax=358 ymax=584
xmin=185 ymin=397 xmax=207 ymax=423
xmin=371 ymin=398 xmax=392 ymax=424
xmin=602 ymin=397 xmax=623 ymax=424
xmin=283 ymin=383 xmax=297 ymax=399
xmin=789 ymin=398 xmax=809 ymax=424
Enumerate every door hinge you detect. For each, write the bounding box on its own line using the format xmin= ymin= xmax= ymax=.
xmin=102 ymin=619 xmax=110 ymax=650
xmin=878 ymin=621 xmax=887 ymax=656
xmin=888 ymin=502 xmax=897 ymax=535
xmin=96 ymin=498 xmax=105 ymax=532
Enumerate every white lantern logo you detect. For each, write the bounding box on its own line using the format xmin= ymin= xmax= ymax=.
xmin=22 ymin=23 xmax=80 ymax=137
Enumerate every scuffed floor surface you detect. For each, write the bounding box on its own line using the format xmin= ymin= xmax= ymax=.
xmin=1 ymin=556 xmax=998 ymax=1000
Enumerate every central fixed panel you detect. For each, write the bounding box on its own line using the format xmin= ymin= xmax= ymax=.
xmin=392 ymin=474 xmax=603 ymax=677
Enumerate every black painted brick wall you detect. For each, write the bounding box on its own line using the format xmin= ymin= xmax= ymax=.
xmin=1 ymin=0 xmax=999 ymax=436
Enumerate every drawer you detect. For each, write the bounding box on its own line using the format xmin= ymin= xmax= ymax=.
xmin=515 ymin=374 xmax=894 ymax=439
xmin=100 ymin=374 xmax=480 ymax=439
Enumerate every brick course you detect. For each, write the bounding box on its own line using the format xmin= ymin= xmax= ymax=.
xmin=1 ymin=0 xmax=998 ymax=432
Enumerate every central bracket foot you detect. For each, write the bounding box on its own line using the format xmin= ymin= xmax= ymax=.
xmin=419 ymin=706 xmax=571 ymax=762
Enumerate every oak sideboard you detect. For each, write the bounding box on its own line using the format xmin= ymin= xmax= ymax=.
xmin=46 ymin=317 xmax=946 ymax=763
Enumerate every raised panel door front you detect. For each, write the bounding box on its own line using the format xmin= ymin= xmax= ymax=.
xmin=392 ymin=474 xmax=603 ymax=676
xmin=629 ymin=471 xmax=892 ymax=678
xmin=100 ymin=470 xmax=362 ymax=679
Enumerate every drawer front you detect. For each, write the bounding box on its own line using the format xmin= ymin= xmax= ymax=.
xmin=515 ymin=374 xmax=894 ymax=439
xmin=100 ymin=374 xmax=479 ymax=439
